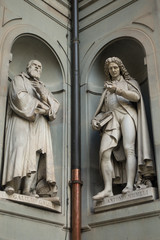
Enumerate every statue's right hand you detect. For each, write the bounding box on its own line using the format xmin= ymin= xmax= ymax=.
xmin=91 ymin=120 xmax=101 ymax=130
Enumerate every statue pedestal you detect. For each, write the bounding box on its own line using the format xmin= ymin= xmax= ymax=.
xmin=0 ymin=191 xmax=61 ymax=212
xmin=93 ymin=187 xmax=157 ymax=213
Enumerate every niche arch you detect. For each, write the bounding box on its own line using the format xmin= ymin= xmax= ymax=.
xmin=0 ymin=32 xmax=67 ymax=211
xmin=88 ymin=37 xmax=147 ymax=87
xmin=89 ymin=36 xmax=153 ymax=137
xmin=0 ymin=24 xmax=67 ymax=162
xmin=87 ymin=36 xmax=156 ymax=198
xmin=9 ymin=34 xmax=63 ymax=90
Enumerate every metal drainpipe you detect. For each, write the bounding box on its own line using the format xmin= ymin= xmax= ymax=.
xmin=71 ymin=0 xmax=82 ymax=240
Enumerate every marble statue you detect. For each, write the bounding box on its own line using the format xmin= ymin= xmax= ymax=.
xmin=2 ymin=60 xmax=60 ymax=198
xmin=92 ymin=57 xmax=155 ymax=200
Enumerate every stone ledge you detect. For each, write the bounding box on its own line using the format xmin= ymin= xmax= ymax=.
xmin=0 ymin=191 xmax=61 ymax=213
xmin=93 ymin=187 xmax=157 ymax=213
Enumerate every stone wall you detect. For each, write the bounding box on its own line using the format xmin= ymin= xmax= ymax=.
xmin=0 ymin=0 xmax=71 ymax=239
xmin=80 ymin=1 xmax=160 ymax=239
xmin=0 ymin=0 xmax=160 ymax=239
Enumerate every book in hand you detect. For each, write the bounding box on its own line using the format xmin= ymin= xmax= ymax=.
xmin=96 ymin=112 xmax=112 ymax=127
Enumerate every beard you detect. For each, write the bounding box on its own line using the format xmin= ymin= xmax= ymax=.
xmin=28 ymin=69 xmax=41 ymax=79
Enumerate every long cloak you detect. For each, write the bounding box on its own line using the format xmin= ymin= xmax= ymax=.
xmin=93 ymin=78 xmax=155 ymax=183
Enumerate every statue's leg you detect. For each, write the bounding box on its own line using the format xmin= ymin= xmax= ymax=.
xmin=121 ymin=115 xmax=136 ymax=193
xmin=92 ymin=129 xmax=120 ymax=200
xmin=93 ymin=149 xmax=114 ymax=200
xmin=23 ymin=152 xmax=40 ymax=197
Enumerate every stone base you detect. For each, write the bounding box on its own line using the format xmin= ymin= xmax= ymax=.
xmin=93 ymin=187 xmax=157 ymax=213
xmin=0 ymin=191 xmax=61 ymax=213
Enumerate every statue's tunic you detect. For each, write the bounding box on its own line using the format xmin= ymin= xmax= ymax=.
xmin=2 ymin=73 xmax=60 ymax=186
xmin=93 ymin=77 xmax=155 ymax=183
xmin=100 ymin=77 xmax=137 ymax=156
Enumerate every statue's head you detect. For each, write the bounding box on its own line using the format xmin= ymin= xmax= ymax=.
xmin=104 ymin=57 xmax=130 ymax=81
xmin=27 ymin=60 xmax=42 ymax=80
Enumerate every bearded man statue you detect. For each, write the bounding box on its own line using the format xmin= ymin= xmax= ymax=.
xmin=2 ymin=60 xmax=60 ymax=198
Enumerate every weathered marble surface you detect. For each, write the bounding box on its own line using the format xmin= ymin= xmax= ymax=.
xmin=0 ymin=191 xmax=61 ymax=212
xmin=2 ymin=60 xmax=60 ymax=199
xmin=94 ymin=187 xmax=157 ymax=212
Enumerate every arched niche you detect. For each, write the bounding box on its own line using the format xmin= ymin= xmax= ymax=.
xmin=9 ymin=35 xmax=63 ymax=90
xmin=88 ymin=37 xmax=155 ymax=197
xmin=88 ymin=37 xmax=147 ymax=87
xmin=2 ymin=35 xmax=65 ymax=203
xmin=89 ymin=36 xmax=153 ymax=136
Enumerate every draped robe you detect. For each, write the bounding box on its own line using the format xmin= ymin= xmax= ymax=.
xmin=2 ymin=72 xmax=60 ymax=186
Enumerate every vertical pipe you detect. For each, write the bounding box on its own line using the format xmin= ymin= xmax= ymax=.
xmin=71 ymin=0 xmax=79 ymax=170
xmin=71 ymin=0 xmax=82 ymax=240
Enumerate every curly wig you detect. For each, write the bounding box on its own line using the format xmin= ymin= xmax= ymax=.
xmin=104 ymin=57 xmax=132 ymax=82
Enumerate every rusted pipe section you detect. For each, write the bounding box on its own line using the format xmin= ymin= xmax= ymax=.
xmin=71 ymin=169 xmax=82 ymax=240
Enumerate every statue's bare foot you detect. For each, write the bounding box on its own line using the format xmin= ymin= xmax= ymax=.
xmin=93 ymin=190 xmax=113 ymax=200
xmin=122 ymin=186 xmax=133 ymax=194
xmin=5 ymin=186 xmax=15 ymax=195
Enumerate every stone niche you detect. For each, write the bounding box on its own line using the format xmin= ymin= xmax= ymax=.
xmin=1 ymin=35 xmax=65 ymax=212
xmin=88 ymin=37 xmax=157 ymax=211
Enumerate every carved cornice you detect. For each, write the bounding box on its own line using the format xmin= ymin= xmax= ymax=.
xmin=79 ymin=0 xmax=138 ymax=32
xmin=51 ymin=0 xmax=70 ymax=9
xmin=24 ymin=0 xmax=71 ymax=30
xmin=79 ymin=0 xmax=102 ymax=10
xmin=42 ymin=0 xmax=70 ymax=16
xmin=81 ymin=200 xmax=160 ymax=230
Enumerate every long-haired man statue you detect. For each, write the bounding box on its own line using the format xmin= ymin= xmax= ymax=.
xmin=92 ymin=57 xmax=154 ymax=200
